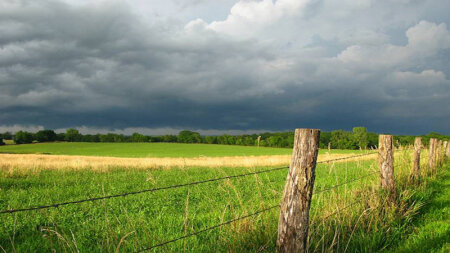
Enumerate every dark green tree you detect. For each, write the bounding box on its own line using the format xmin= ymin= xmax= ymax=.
xmin=131 ymin=133 xmax=149 ymax=142
xmin=65 ymin=128 xmax=81 ymax=142
xmin=352 ymin=127 xmax=369 ymax=149
xmin=36 ymin=130 xmax=57 ymax=142
xmin=15 ymin=131 xmax=34 ymax=144
xmin=177 ymin=131 xmax=201 ymax=143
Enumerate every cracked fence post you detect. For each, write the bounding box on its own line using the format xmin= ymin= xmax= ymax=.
xmin=277 ymin=128 xmax=320 ymax=253
xmin=379 ymin=135 xmax=395 ymax=196
xmin=444 ymin=141 xmax=449 ymax=161
xmin=436 ymin=140 xmax=443 ymax=166
xmin=410 ymin=137 xmax=422 ymax=182
xmin=428 ymin=138 xmax=437 ymax=172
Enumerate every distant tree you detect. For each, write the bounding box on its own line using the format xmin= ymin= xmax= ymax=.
xmin=99 ymin=133 xmax=115 ymax=142
xmin=65 ymin=128 xmax=81 ymax=142
xmin=0 ymin=139 xmax=4 ymax=146
xmin=205 ymin=136 xmax=217 ymax=144
xmin=319 ymin=132 xmax=332 ymax=149
xmin=82 ymin=134 xmax=100 ymax=142
xmin=131 ymin=133 xmax=149 ymax=142
xmin=36 ymin=130 xmax=57 ymax=142
xmin=1 ymin=132 xmax=12 ymax=140
xmin=367 ymin=132 xmax=378 ymax=149
xmin=352 ymin=127 xmax=369 ymax=149
xmin=331 ymin=130 xmax=357 ymax=149
xmin=15 ymin=131 xmax=34 ymax=144
xmin=177 ymin=131 xmax=201 ymax=143
xmin=161 ymin=135 xmax=177 ymax=142
xmin=56 ymin=133 xmax=66 ymax=141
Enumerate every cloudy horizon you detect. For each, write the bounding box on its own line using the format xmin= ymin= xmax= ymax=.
xmin=1 ymin=0 xmax=449 ymax=135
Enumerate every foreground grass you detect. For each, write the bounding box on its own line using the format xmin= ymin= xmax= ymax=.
xmin=385 ymin=163 xmax=449 ymax=253
xmin=0 ymin=142 xmax=360 ymax=158
xmin=0 ymin=151 xmax=447 ymax=252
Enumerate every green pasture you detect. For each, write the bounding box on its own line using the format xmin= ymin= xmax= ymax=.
xmin=0 ymin=142 xmax=361 ymax=157
xmin=1 ymin=151 xmax=447 ymax=252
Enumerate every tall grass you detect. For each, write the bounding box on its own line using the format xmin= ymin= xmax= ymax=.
xmin=0 ymin=149 xmax=447 ymax=252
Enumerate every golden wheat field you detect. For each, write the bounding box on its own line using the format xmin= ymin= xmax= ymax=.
xmin=0 ymin=152 xmax=379 ymax=174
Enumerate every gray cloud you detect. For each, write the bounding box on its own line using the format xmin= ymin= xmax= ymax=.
xmin=0 ymin=0 xmax=449 ymax=135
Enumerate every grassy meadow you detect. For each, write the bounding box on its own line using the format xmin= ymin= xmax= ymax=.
xmin=1 ymin=145 xmax=448 ymax=252
xmin=0 ymin=142 xmax=362 ymax=158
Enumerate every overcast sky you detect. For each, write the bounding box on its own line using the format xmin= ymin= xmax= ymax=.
xmin=1 ymin=0 xmax=449 ymax=135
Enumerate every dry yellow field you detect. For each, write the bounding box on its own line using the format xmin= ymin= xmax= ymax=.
xmin=0 ymin=152 xmax=378 ymax=174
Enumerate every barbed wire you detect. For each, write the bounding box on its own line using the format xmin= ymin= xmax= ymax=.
xmin=313 ymin=171 xmax=378 ymax=195
xmin=135 ymin=204 xmax=280 ymax=252
xmin=0 ymin=166 xmax=288 ymax=214
xmin=317 ymin=151 xmax=377 ymax=164
xmin=1 ymin=151 xmax=385 ymax=215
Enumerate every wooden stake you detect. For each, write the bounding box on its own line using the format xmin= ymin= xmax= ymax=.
xmin=436 ymin=140 xmax=442 ymax=166
xmin=428 ymin=138 xmax=437 ymax=172
xmin=277 ymin=129 xmax=320 ymax=253
xmin=378 ymin=135 xmax=395 ymax=194
xmin=410 ymin=137 xmax=421 ymax=181
xmin=444 ymin=141 xmax=449 ymax=160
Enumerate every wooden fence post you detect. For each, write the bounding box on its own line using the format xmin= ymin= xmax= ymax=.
xmin=379 ymin=135 xmax=395 ymax=195
xmin=277 ymin=129 xmax=320 ymax=253
xmin=436 ymin=140 xmax=443 ymax=166
xmin=410 ymin=137 xmax=421 ymax=182
xmin=444 ymin=141 xmax=449 ymax=160
xmin=428 ymin=138 xmax=437 ymax=172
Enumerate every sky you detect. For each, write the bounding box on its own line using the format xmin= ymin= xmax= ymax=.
xmin=0 ymin=0 xmax=449 ymax=135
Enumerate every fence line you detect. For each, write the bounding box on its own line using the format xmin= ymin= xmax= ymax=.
xmin=0 ymin=152 xmax=380 ymax=215
xmin=0 ymin=166 xmax=289 ymax=214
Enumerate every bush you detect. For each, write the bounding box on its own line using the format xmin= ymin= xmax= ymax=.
xmin=0 ymin=139 xmax=4 ymax=146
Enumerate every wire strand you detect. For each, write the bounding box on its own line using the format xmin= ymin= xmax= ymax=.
xmin=135 ymin=205 xmax=280 ymax=252
xmin=313 ymin=171 xmax=378 ymax=195
xmin=0 ymin=166 xmax=288 ymax=214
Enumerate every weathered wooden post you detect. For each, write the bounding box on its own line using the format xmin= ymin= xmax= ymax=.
xmin=379 ymin=135 xmax=395 ymax=195
xmin=436 ymin=140 xmax=443 ymax=166
xmin=277 ymin=129 xmax=320 ymax=253
xmin=428 ymin=138 xmax=437 ymax=172
xmin=410 ymin=137 xmax=422 ymax=182
xmin=444 ymin=141 xmax=449 ymax=160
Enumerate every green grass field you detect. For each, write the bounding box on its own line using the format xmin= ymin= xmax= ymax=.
xmin=1 ymin=148 xmax=447 ymax=252
xmin=0 ymin=142 xmax=361 ymax=157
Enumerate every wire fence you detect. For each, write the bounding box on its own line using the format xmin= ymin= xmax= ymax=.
xmin=1 ymin=151 xmax=385 ymax=251
xmin=0 ymin=151 xmax=378 ymax=215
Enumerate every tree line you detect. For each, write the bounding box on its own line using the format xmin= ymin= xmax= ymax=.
xmin=0 ymin=127 xmax=448 ymax=150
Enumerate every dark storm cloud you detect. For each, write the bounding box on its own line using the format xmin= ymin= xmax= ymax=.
xmin=0 ymin=0 xmax=449 ymax=135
